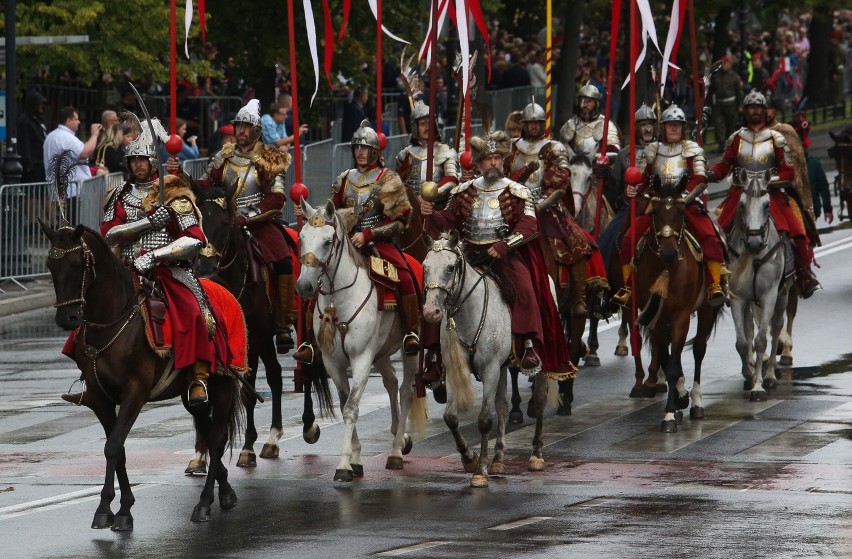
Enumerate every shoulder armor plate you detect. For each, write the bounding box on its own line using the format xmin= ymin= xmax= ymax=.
xmin=169 ymin=197 xmax=195 ymax=215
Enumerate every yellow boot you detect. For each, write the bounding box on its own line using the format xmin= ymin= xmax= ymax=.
xmin=706 ymin=260 xmax=726 ymax=308
xmin=188 ymin=361 xmax=210 ymax=407
xmin=611 ymin=264 xmax=633 ymax=306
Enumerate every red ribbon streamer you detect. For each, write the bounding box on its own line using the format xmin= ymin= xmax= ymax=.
xmin=669 ymin=0 xmax=688 ymax=84
xmin=322 ymin=0 xmax=335 ymax=88
xmin=199 ymin=0 xmax=206 ymax=44
xmin=467 ymin=0 xmax=491 ymax=82
xmin=338 ymin=0 xmax=351 ymax=42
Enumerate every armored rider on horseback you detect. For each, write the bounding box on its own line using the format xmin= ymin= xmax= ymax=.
xmin=102 ymin=117 xmax=230 ymax=407
xmin=420 ymin=131 xmax=577 ymax=377
xmin=172 ymin=99 xmax=297 ymax=354
xmin=613 ymin=105 xmax=727 ymax=308
xmin=710 ymin=90 xmax=820 ymax=298
xmin=294 ymin=119 xmax=420 ymax=364
xmin=559 ymin=81 xmax=622 ymax=183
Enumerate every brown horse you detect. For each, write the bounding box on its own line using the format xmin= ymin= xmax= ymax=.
xmin=40 ymin=221 xmax=242 ymax=527
xmin=630 ymin=176 xmax=724 ymax=432
xmin=398 ymin=185 xmax=431 ymax=262
xmin=828 ymin=128 xmax=852 ymax=220
xmin=195 ymin=188 xmax=334 ymax=468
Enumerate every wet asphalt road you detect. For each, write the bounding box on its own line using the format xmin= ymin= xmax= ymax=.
xmin=1 ymin=224 xmax=851 ymax=558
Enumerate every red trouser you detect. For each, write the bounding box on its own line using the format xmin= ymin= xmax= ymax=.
xmin=620 ymin=206 xmax=724 ymax=265
xmin=373 ymin=242 xmax=416 ymax=297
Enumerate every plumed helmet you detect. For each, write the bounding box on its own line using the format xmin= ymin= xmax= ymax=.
xmin=410 ymin=100 xmax=431 ymax=123
xmin=232 ymin=99 xmax=262 ymax=143
xmin=635 ymin=103 xmax=657 ymax=122
xmin=351 ymin=119 xmax=380 ymax=150
xmin=522 ymin=101 xmax=546 ymax=122
xmin=578 ymin=81 xmax=602 ymax=101
xmin=125 ymin=116 xmax=169 ymax=166
xmin=469 ymin=130 xmax=511 ymax=162
xmin=743 ymin=90 xmax=767 ymax=107
xmin=661 ymin=105 xmax=686 ymax=124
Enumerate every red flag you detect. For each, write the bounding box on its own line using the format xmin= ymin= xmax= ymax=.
xmin=199 ymin=0 xmax=206 ymax=43
xmin=322 ymin=0 xmax=335 ymax=89
xmin=467 ymin=0 xmax=491 ymax=82
xmin=338 ymin=0 xmax=351 ymax=42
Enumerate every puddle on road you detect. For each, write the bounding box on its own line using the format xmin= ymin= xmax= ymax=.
xmin=0 ymin=308 xmax=66 ymax=351
xmin=788 ymin=352 xmax=852 ymax=381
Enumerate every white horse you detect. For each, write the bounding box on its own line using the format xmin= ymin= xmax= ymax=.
xmin=727 ymin=169 xmax=791 ymax=401
xmin=295 ymin=200 xmax=426 ymax=481
xmin=567 ymin=149 xmax=614 ymax=234
xmin=421 ymin=232 xmax=556 ymax=487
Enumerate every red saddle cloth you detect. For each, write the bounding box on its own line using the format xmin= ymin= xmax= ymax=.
xmin=376 ymin=254 xmax=423 ymax=309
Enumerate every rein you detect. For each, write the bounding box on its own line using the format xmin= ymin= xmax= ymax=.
xmin=648 ymin=195 xmax=686 ymax=258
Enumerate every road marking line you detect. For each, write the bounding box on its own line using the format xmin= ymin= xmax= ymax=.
xmin=489 ymin=516 xmax=552 ymax=530
xmin=568 ymin=496 xmax=615 ymax=508
xmin=375 ymin=541 xmax=452 ymax=556
xmin=813 ymin=240 xmax=852 ymax=258
xmin=0 ymin=483 xmax=158 ymax=519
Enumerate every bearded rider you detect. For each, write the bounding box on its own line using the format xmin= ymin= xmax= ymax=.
xmin=396 ymin=100 xmax=460 ymax=206
xmin=505 ymin=101 xmax=601 ymax=318
xmin=103 ymin=118 xmax=231 ymax=407
xmin=171 ymin=99 xmax=297 ymax=353
xmin=559 ymin=81 xmax=621 ymax=179
xmin=709 ymin=91 xmax=820 ymax=298
xmin=612 ymin=105 xmax=727 ymax=308
xmin=420 ymin=130 xmax=577 ymax=378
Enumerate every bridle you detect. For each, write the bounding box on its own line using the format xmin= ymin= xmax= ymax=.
xmin=200 ymin=197 xmax=249 ymax=299
xmin=299 ymin=212 xmax=359 ymax=296
xmin=648 ymin=195 xmax=686 ymax=258
xmin=49 ymin=239 xmax=93 ymax=310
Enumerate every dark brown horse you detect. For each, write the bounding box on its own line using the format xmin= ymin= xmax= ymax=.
xmin=398 ymin=185 xmax=431 ymax=262
xmin=40 ymin=221 xmax=242 ymax=527
xmin=828 ymin=128 xmax=852 ymax=220
xmin=631 ymin=177 xmax=724 ymax=432
xmin=195 ymin=188 xmax=334 ymax=468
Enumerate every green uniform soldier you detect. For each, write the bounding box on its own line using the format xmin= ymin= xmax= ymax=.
xmin=709 ymin=56 xmax=743 ymax=151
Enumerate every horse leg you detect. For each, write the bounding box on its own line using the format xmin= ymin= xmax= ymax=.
xmin=508 ymin=368 xmax=524 ymax=424
xmin=528 ymin=375 xmax=549 ymax=471
xmin=301 ymin=364 xmax=320 ymax=444
xmin=750 ymin=299 xmax=772 ymax=401
xmin=764 ymin=285 xmax=790 ymax=391
xmin=690 ymin=307 xmax=714 ymax=419
xmin=376 ymin=355 xmax=410 ymax=471
xmin=260 ymin=341 xmax=284 ymax=460
xmin=615 ymin=312 xmax=630 ymax=356
xmin=186 ymin=432 xmax=208 ymax=475
xmin=661 ymin=319 xmax=689 ymax=432
xmin=191 ymin=376 xmax=236 ymax=522
xmin=557 ymin=378 xmax=573 ymax=416
xmin=777 ymin=287 xmax=797 ymax=366
xmin=641 ymin=341 xmax=662 ymax=399
xmin=444 ymin=394 xmax=477 ymax=473
xmin=471 ymin=368 xmax=498 ymax=488
xmin=585 ymin=317 xmax=601 ymax=367
xmin=489 ymin=367 xmax=509 ymax=476
xmin=732 ymin=298 xmax=756 ymax=390
xmin=333 ymin=355 xmax=372 ymax=482
xmin=237 ymin=355 xmax=259 ymax=468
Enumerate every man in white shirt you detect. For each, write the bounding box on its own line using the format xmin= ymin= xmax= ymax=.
xmin=43 ymin=107 xmax=101 ymax=221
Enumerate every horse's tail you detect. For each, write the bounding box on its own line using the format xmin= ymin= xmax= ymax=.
xmin=408 ymin=392 xmax=428 ymax=435
xmin=444 ymin=325 xmax=475 ymax=413
xmin=685 ymin=303 xmax=728 ymax=349
xmin=304 ymin=356 xmax=336 ymax=419
xmin=199 ymin=374 xmax=244 ymax=459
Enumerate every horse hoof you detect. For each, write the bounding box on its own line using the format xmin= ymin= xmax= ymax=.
xmin=556 ymin=402 xmax=572 ymax=416
xmin=333 ymin=469 xmax=354 ymax=482
xmin=642 ymin=385 xmax=658 ymax=399
xmin=462 ymin=454 xmax=480 ymax=473
xmin=690 ymin=407 xmax=705 ymax=420
xmin=762 ymin=377 xmax=777 ymax=390
xmin=677 ymin=395 xmax=690 ymax=410
xmin=351 ymin=464 xmax=364 ymax=478
xmin=526 ymin=399 xmax=537 ymax=418
xmin=779 ymin=355 xmax=793 ymax=366
xmin=584 ymin=355 xmax=601 ymax=367
xmin=191 ymin=504 xmax=211 ymax=523
xmin=219 ymin=487 xmax=238 ymax=510
xmin=528 ymin=457 xmax=545 ymax=472
xmin=385 ymin=456 xmax=404 ymax=470
xmin=614 ymin=346 xmax=629 ymax=357
xmin=750 ymin=390 xmax=768 ymax=402
xmin=674 ymin=410 xmax=684 ymax=424
xmin=656 ymin=383 xmax=668 ymax=394
xmin=489 ymin=462 xmax=506 ymax=475
xmin=91 ymin=512 xmax=114 ymax=529
xmin=660 ymin=420 xmax=678 ymax=433
xmin=629 ymin=386 xmax=643 ymax=398
xmin=402 ymin=434 xmax=413 ymax=455
xmin=184 ymin=458 xmax=207 ymax=475
xmin=259 ymin=443 xmax=279 ymax=459
xmin=303 ymin=424 xmax=321 ymax=445
xmin=236 ymin=450 xmax=256 ymax=468
xmin=432 ymin=385 xmax=448 ymax=404
xmin=509 ymin=410 xmax=524 ymax=424
xmin=470 ymin=474 xmax=489 ymax=488
xmin=743 ymin=379 xmax=754 ymax=391
xmin=110 ymin=515 xmax=133 ymax=532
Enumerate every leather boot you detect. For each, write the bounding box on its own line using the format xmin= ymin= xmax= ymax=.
xmin=611 ymin=264 xmax=633 ymax=306
xmin=422 ymin=349 xmax=443 ymax=384
xmin=293 ymin=305 xmax=315 ymax=364
xmin=569 ymin=260 xmax=588 ymax=318
xmin=188 ymin=361 xmax=210 ymax=408
xmin=794 ymin=237 xmax=820 ymax=299
xmin=520 ymin=338 xmax=540 ymax=370
xmin=706 ymin=259 xmax=726 ymax=308
xmin=275 ymin=274 xmax=295 ymax=354
xmin=400 ymin=294 xmax=421 ymax=356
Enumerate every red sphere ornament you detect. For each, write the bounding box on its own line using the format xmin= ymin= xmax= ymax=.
xmin=595 ymin=155 xmax=610 ymax=168
xmin=290 ymin=182 xmax=309 ymax=204
xmin=459 ymin=150 xmax=474 ymax=170
xmin=624 ymin=166 xmax=643 ymax=186
xmin=377 ymin=132 xmax=388 ymax=150
xmin=165 ymin=134 xmax=183 ymax=156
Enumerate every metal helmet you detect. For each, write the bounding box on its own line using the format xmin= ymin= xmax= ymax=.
xmin=742 ymin=90 xmax=767 ymax=107
xmin=350 ymin=119 xmax=381 ymax=164
xmin=661 ymin=105 xmax=687 ymax=124
xmin=125 ymin=117 xmax=169 ymax=167
xmin=578 ymin=81 xmax=602 ymax=101
xmin=522 ymin=101 xmax=546 ymax=122
xmin=634 ymin=103 xmax=657 ymax=122
xmin=232 ymin=99 xmax=263 ymax=144
xmin=409 ymin=100 xmax=432 ymax=140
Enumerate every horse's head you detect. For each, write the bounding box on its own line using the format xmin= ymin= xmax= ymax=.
xmin=39 ymin=218 xmax=92 ymax=330
xmin=422 ymin=231 xmax=463 ymax=324
xmin=296 ymin=199 xmax=341 ymax=298
xmin=738 ymin=168 xmax=772 ymax=254
xmin=196 ymin=188 xmax=234 ymax=277
xmin=567 ymin=151 xmax=593 ymax=199
xmin=648 ymin=174 xmax=688 ymax=266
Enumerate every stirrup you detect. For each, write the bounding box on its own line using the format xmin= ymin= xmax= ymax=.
xmin=708 ymin=285 xmax=726 ymax=308
xmin=403 ymin=332 xmax=420 ymax=356
xmin=293 ymin=342 xmax=315 ymax=365
xmin=611 ymin=287 xmax=631 ymax=307
xmin=187 ymin=380 xmax=209 ymax=406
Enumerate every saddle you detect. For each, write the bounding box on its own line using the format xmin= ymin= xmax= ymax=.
xmin=634 ymin=228 xmax=703 ymax=266
xmin=462 ymin=246 xmax=517 ymax=307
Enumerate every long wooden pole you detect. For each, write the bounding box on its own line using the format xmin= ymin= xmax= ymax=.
xmin=376 ymin=0 xmax=383 ymax=134
xmin=426 ymin=0 xmax=438 ymax=182
xmin=169 ymin=0 xmax=177 ymax=134
xmin=629 ymin=0 xmax=640 ymax=357
xmin=287 ymin=0 xmax=304 ymax=392
xmin=545 ymin=0 xmax=553 ymax=133
xmin=688 ymin=0 xmax=703 ymax=145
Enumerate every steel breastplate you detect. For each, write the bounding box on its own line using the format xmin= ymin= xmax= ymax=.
xmin=512 ymin=138 xmax=549 ymax=200
xmin=343 ymin=168 xmax=384 ymax=232
xmin=120 ymin=227 xmax=178 ymax=264
xmin=649 ymin=143 xmax=689 ymax=187
xmin=463 ymin=181 xmax=508 ymax=245
xmin=734 ymin=130 xmax=776 ymax=182
xmin=572 ymin=120 xmax=602 ymax=158
xmin=221 ymin=153 xmax=262 ymax=215
xmin=402 ymin=145 xmax=448 ymax=195
xmin=121 ymin=186 xmax=149 ymax=223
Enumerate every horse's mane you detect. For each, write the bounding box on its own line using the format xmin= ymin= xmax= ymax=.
xmin=333 ymin=209 xmax=368 ymax=269
xmin=79 ymin=227 xmax=137 ymax=301
xmin=568 ymin=152 xmax=592 ymax=168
